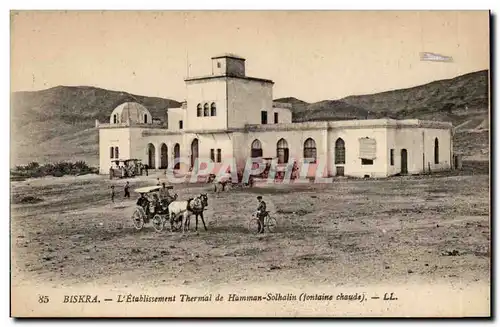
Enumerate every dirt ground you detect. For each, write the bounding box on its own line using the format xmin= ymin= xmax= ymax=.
xmin=10 ymin=167 xmax=490 ymax=291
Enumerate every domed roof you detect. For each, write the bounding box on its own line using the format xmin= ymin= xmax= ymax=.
xmin=110 ymin=102 xmax=152 ymax=124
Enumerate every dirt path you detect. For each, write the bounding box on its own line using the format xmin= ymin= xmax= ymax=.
xmin=11 ymin=173 xmax=490 ymax=291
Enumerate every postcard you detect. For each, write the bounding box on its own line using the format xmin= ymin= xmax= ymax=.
xmin=10 ymin=10 xmax=491 ymax=317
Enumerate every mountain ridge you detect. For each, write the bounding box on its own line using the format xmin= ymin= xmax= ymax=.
xmin=11 ymin=70 xmax=489 ymax=167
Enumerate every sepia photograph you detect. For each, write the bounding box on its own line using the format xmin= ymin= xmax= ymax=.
xmin=9 ymin=9 xmax=491 ymax=317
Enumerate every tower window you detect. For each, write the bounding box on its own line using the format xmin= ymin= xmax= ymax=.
xmin=113 ymin=114 xmax=117 ymax=124
xmin=144 ymin=114 xmax=148 ymax=123
xmin=217 ymin=62 xmax=221 ymax=68
xmin=210 ymin=102 xmax=216 ymax=116
xmin=179 ymin=120 xmax=183 ymax=129
xmin=110 ymin=147 xmax=114 ymax=159
xmin=210 ymin=149 xmax=215 ymax=162
xmin=261 ymin=111 xmax=268 ymax=124
xmin=204 ymin=103 xmax=209 ymax=116
xmin=274 ymin=112 xmax=278 ymax=124
xmin=216 ymin=149 xmax=222 ymax=163
xmin=114 ymin=146 xmax=119 ymax=159
xmin=197 ymin=104 xmax=202 ymax=117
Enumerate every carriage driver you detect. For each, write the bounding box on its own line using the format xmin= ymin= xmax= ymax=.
xmin=159 ymin=182 xmax=176 ymax=204
xmin=256 ymin=196 xmax=267 ymax=233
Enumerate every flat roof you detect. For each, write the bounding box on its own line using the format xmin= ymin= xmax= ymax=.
xmin=185 ymin=75 xmax=274 ymax=84
xmin=211 ymin=53 xmax=246 ymax=61
xmin=139 ymin=118 xmax=452 ymax=136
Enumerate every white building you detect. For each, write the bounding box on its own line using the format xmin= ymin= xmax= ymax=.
xmin=97 ymin=54 xmax=453 ymax=178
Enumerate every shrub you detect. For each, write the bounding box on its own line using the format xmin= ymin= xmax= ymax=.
xmin=10 ymin=161 xmax=98 ymax=179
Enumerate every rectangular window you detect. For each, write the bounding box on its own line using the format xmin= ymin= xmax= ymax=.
xmin=114 ymin=147 xmax=119 ymax=159
xmin=210 ymin=149 xmax=215 ymax=162
xmin=216 ymin=149 xmax=222 ymax=163
xmin=361 ymin=158 xmax=374 ymax=165
xmin=274 ymin=112 xmax=279 ymax=124
xmin=110 ymin=147 xmax=114 ymax=159
xmin=179 ymin=120 xmax=183 ymax=129
xmin=390 ymin=149 xmax=394 ymax=166
xmin=261 ymin=111 xmax=268 ymax=124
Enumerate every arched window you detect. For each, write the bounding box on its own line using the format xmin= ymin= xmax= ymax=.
xmin=277 ymin=138 xmax=289 ymax=164
xmin=144 ymin=114 xmax=148 ymax=124
xmin=110 ymin=147 xmax=114 ymax=159
xmin=210 ymin=102 xmax=216 ymax=116
xmin=197 ymin=104 xmax=202 ymax=117
xmin=113 ymin=114 xmax=117 ymax=124
xmin=335 ymin=138 xmax=345 ymax=164
xmin=434 ymin=138 xmax=439 ymax=164
xmin=114 ymin=146 xmax=119 ymax=159
xmin=204 ymin=103 xmax=209 ymax=116
xmin=251 ymin=139 xmax=263 ymax=158
xmin=303 ymin=138 xmax=317 ymax=163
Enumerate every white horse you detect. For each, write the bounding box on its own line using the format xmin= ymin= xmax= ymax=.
xmin=168 ymin=194 xmax=209 ymax=233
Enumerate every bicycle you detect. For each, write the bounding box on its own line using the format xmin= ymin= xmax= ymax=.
xmin=247 ymin=211 xmax=277 ymax=234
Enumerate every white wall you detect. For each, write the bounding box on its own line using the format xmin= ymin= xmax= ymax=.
xmin=185 ymin=79 xmax=228 ymax=131
xmin=227 ymin=78 xmax=274 ymax=128
xmin=328 ymin=128 xmax=388 ymax=178
xmin=233 ymin=128 xmax=328 ymax=177
xmin=98 ymin=128 xmax=131 ymax=174
xmin=167 ymin=108 xmax=186 ymax=132
xmin=270 ymin=107 xmax=292 ymax=124
xmin=129 ymin=128 xmax=184 ymax=171
xmin=386 ymin=127 xmax=452 ymax=176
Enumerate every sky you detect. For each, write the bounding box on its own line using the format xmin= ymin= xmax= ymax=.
xmin=10 ymin=10 xmax=490 ymax=103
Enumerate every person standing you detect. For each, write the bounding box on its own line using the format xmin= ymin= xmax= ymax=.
xmin=110 ymin=185 xmax=115 ymax=203
xmin=256 ymin=196 xmax=267 ymax=234
xmin=124 ymin=181 xmax=130 ymax=198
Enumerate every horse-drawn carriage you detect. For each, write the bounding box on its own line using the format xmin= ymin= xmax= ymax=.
xmin=132 ymin=185 xmax=180 ymax=232
xmin=207 ymin=171 xmax=255 ymax=192
xmin=109 ymin=159 xmax=143 ymax=179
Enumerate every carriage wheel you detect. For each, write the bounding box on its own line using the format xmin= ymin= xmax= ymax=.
xmin=247 ymin=218 xmax=263 ymax=234
xmin=152 ymin=214 xmax=164 ymax=232
xmin=132 ymin=207 xmax=145 ymax=230
xmin=266 ymin=215 xmax=278 ymax=233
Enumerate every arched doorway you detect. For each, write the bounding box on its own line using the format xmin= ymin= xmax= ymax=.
xmin=334 ymin=138 xmax=346 ymax=176
xmin=251 ymin=139 xmax=263 ymax=158
xmin=276 ymin=138 xmax=289 ymax=164
xmin=174 ymin=143 xmax=180 ymax=170
xmin=160 ymin=143 xmax=168 ymax=169
xmin=434 ymin=138 xmax=439 ymax=164
xmin=191 ymin=139 xmax=199 ymax=171
xmin=147 ymin=143 xmax=155 ymax=169
xmin=401 ymin=149 xmax=408 ymax=175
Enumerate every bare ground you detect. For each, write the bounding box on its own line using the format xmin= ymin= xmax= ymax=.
xmin=10 ymin=168 xmax=490 ymax=290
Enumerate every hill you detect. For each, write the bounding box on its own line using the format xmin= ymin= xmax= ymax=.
xmin=11 ymin=86 xmax=181 ymax=167
xmin=275 ymin=70 xmax=489 ymax=160
xmin=11 ymin=70 xmax=489 ymax=167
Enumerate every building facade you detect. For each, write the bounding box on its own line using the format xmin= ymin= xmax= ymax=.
xmin=97 ymin=54 xmax=453 ymax=178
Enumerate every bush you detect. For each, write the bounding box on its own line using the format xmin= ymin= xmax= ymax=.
xmin=12 ymin=195 xmax=44 ymax=204
xmin=10 ymin=161 xmax=98 ymax=179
